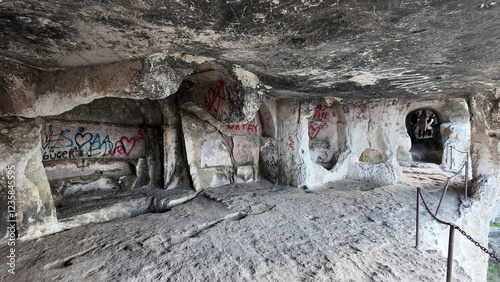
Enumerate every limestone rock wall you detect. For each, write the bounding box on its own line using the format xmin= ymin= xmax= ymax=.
xmin=0 ymin=53 xmax=205 ymax=118
xmin=0 ymin=117 xmax=61 ymax=242
xmin=41 ymin=98 xmax=163 ymax=197
xmin=407 ymin=96 xmax=497 ymax=281
xmin=258 ymin=97 xmax=279 ymax=184
xmin=0 ymin=61 xmax=37 ymax=116
xmin=0 ymin=56 xmax=268 ymax=241
xmin=160 ymin=96 xmax=192 ymax=190
xmin=275 ymin=99 xmax=308 ymax=187
xmin=1 ymin=53 xmax=494 ymax=282
xmin=342 ymin=99 xmax=407 ymax=185
xmin=271 ymin=97 xmax=472 ymax=189
xmin=178 ymin=63 xmax=264 ymax=191
xmin=451 ymin=90 xmax=500 ymax=281
xmin=272 ymin=98 xmax=409 ymax=188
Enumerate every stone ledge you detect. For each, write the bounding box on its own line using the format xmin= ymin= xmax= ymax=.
xmin=56 ymin=187 xmax=198 ymax=230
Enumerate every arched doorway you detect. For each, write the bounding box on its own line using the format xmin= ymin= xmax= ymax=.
xmin=405 ymin=108 xmax=443 ymax=164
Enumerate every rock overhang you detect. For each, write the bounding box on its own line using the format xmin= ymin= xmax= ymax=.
xmin=0 ymin=0 xmax=498 ymax=101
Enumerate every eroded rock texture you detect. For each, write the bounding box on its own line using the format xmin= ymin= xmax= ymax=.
xmin=1 ymin=0 xmax=500 ymax=280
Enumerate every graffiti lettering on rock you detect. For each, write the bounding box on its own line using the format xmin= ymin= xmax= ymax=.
xmin=310 ymin=137 xmax=332 ymax=150
xmin=351 ymin=101 xmax=405 ymax=121
xmin=201 ymin=135 xmax=217 ymax=157
xmin=108 ymin=131 xmax=145 ymax=157
xmin=204 ymin=80 xmax=226 ymax=113
xmin=227 ymin=118 xmax=259 ymax=133
xmin=312 ymin=104 xmax=331 ymax=120
xmin=235 ymin=137 xmax=259 ymax=155
xmin=42 ymin=125 xmax=73 ymax=150
xmin=42 ymin=125 xmax=145 ymax=160
xmin=233 ymin=136 xmax=259 ymax=165
xmin=363 ymin=155 xmax=382 ymax=163
xmin=359 ymin=148 xmax=384 ymax=164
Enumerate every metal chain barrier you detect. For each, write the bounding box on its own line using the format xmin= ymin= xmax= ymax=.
xmin=447 ymin=145 xmax=470 ymax=199
xmin=417 ymin=188 xmax=500 ymax=262
xmin=416 ymin=147 xmax=496 ymax=281
xmin=454 ymin=224 xmax=500 ymax=263
xmin=450 ymin=146 xmax=469 ymax=154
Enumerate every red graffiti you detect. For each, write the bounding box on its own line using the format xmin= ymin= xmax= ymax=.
xmin=308 ymin=123 xmax=329 ymax=139
xmin=108 ymin=130 xmax=144 ymax=157
xmin=227 ymin=118 xmax=259 ymax=132
xmin=395 ymin=101 xmax=405 ymax=116
xmin=288 ymin=136 xmax=296 ymax=151
xmin=312 ymin=104 xmax=330 ymax=120
xmin=352 ymin=101 xmax=405 ymax=121
xmin=378 ymin=105 xmax=389 ymax=121
xmin=236 ymin=139 xmax=259 ymax=154
xmin=352 ymin=104 xmax=369 ymax=120
xmin=204 ymin=80 xmax=226 ymax=113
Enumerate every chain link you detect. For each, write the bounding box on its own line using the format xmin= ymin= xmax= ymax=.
xmin=417 ymin=188 xmax=500 ymax=263
xmin=454 ymin=225 xmax=500 ymax=263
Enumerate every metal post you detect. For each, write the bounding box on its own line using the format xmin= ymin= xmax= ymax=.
xmin=445 ymin=144 xmax=448 ymax=165
xmin=416 ymin=189 xmax=420 ymax=249
xmin=446 ymin=225 xmax=455 ymax=282
xmin=449 ymin=146 xmax=453 ymax=170
xmin=465 ymin=152 xmax=468 ymax=199
xmin=435 ymin=180 xmax=450 ymax=215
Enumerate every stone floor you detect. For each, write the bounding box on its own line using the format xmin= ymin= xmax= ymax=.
xmin=0 ymin=163 xmax=474 ymax=281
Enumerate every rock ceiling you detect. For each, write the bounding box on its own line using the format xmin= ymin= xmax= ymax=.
xmin=1 ymin=0 xmax=499 ymax=100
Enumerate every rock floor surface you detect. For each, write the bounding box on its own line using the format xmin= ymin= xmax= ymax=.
xmin=1 ymin=163 xmax=473 ymax=281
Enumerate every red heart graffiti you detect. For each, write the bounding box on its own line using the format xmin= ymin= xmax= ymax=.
xmin=308 ymin=126 xmax=320 ymax=140
xmin=109 ymin=136 xmax=139 ymax=157
xmin=108 ymin=130 xmax=144 ymax=157
xmin=204 ymin=80 xmax=226 ymax=113
xmin=308 ymin=124 xmax=328 ymax=140
xmin=119 ymin=136 xmax=138 ymax=156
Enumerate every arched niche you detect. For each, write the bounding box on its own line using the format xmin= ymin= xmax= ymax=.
xmin=308 ymin=100 xmax=347 ymax=169
xmin=258 ymin=98 xmax=277 ymax=139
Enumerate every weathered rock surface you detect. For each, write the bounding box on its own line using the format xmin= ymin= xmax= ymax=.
xmin=1 ymin=0 xmax=499 ymax=100
xmin=0 ymin=117 xmax=61 ymax=240
xmin=0 ymin=179 xmax=472 ymax=281
xmin=1 ymin=0 xmax=500 ymax=280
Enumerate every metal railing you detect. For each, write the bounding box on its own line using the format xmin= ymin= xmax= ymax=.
xmin=415 ymin=146 xmax=499 ymax=281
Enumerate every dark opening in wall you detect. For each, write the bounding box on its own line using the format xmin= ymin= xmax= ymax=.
xmin=406 ymin=108 xmax=443 ymax=164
